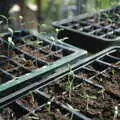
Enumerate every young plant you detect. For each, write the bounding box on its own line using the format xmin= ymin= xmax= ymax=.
xmin=97 ymin=88 xmax=105 ymax=99
xmin=113 ymin=106 xmax=119 ymax=120
xmin=0 ymin=15 xmax=8 ymax=27
xmin=21 ymin=21 xmax=47 ymax=66
xmin=47 ymin=97 xmax=55 ymax=114
xmin=80 ymin=92 xmax=97 ymax=111
xmin=7 ymin=28 xmax=15 ymax=58
xmin=65 ymin=64 xmax=75 ymax=102
xmin=66 ymin=103 xmax=79 ymax=120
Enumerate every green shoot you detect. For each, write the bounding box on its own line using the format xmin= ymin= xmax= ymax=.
xmin=7 ymin=28 xmax=14 ymax=58
xmin=47 ymin=97 xmax=55 ymax=114
xmin=66 ymin=64 xmax=74 ymax=101
xmin=112 ymin=69 xmax=116 ymax=76
xmin=80 ymin=92 xmax=97 ymax=110
xmin=0 ymin=15 xmax=8 ymax=25
xmin=97 ymin=88 xmax=105 ymax=99
xmin=66 ymin=104 xmax=79 ymax=120
xmin=113 ymin=106 xmax=119 ymax=120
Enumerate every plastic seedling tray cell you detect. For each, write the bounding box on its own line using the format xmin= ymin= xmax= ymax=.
xmin=16 ymin=91 xmax=48 ymax=112
xmin=20 ymin=102 xmax=80 ymax=120
xmin=39 ymin=46 xmax=120 ymax=120
xmin=0 ymin=30 xmax=87 ymax=108
xmin=0 ymin=102 xmax=29 ymax=120
xmin=1 ymin=30 xmax=30 ymax=47
xmin=39 ymin=79 xmax=120 ymax=120
xmin=0 ymin=70 xmax=13 ymax=84
xmin=53 ymin=6 xmax=120 ymax=53
xmin=0 ymin=90 xmax=81 ymax=120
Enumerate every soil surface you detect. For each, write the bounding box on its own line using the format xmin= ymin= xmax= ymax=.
xmin=42 ymin=75 xmax=120 ymax=120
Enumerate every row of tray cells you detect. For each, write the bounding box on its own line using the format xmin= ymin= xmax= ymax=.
xmin=0 ymin=91 xmax=80 ymax=120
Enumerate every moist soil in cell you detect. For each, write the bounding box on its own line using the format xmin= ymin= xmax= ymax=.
xmin=22 ymin=104 xmax=71 ymax=120
xmin=42 ymin=75 xmax=120 ymax=120
xmin=9 ymin=67 xmax=30 ymax=77
xmin=91 ymin=67 xmax=120 ymax=97
xmin=16 ymin=92 xmax=46 ymax=111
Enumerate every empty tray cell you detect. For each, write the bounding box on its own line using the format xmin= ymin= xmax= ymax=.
xmin=23 ymin=35 xmax=49 ymax=48
xmin=8 ymin=67 xmax=30 ymax=77
xmin=101 ymin=28 xmax=112 ymax=33
xmin=0 ymin=102 xmax=28 ymax=120
xmin=91 ymin=67 xmax=120 ymax=97
xmin=113 ymin=31 xmax=120 ymax=37
xmin=79 ymin=22 xmax=90 ymax=27
xmin=4 ymin=38 xmax=25 ymax=47
xmin=32 ymin=50 xmax=48 ymax=59
xmin=104 ymin=33 xmax=117 ymax=40
xmin=82 ymin=27 xmax=92 ymax=33
xmin=85 ymin=16 xmax=99 ymax=23
xmin=62 ymin=22 xmax=71 ymax=27
xmin=40 ymin=78 xmax=120 ymax=120
xmin=41 ymin=55 xmax=60 ymax=63
xmin=12 ymin=31 xmax=30 ymax=38
xmin=19 ymin=44 xmax=35 ymax=54
xmin=16 ymin=91 xmax=48 ymax=111
xmin=75 ymin=68 xmax=96 ymax=79
xmin=2 ymin=31 xmax=29 ymax=40
xmin=42 ymin=45 xmax=61 ymax=53
xmin=12 ymin=52 xmax=46 ymax=70
xmin=0 ymin=60 xmax=18 ymax=71
xmin=0 ymin=71 xmax=13 ymax=84
xmin=110 ymin=50 xmax=120 ymax=58
xmin=14 ymin=40 xmax=25 ymax=47
xmin=99 ymin=55 xmax=120 ymax=64
xmin=21 ymin=102 xmax=79 ymax=120
xmin=110 ymin=24 xmax=120 ymax=30
xmin=54 ymin=49 xmax=73 ymax=58
xmin=71 ymin=23 xmax=82 ymax=29
xmin=93 ymin=30 xmax=105 ymax=36
xmin=85 ymin=61 xmax=108 ymax=72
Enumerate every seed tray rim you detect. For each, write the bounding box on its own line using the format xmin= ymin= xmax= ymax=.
xmin=52 ymin=5 xmax=120 ymax=42
xmin=0 ymin=30 xmax=87 ymax=106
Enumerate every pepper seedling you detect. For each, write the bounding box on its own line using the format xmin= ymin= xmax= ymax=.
xmin=47 ymin=97 xmax=55 ymax=114
xmin=65 ymin=64 xmax=75 ymax=102
xmin=113 ymin=106 xmax=119 ymax=120
xmin=66 ymin=103 xmax=79 ymax=120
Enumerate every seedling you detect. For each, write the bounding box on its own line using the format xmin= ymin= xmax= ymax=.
xmin=47 ymin=97 xmax=55 ymax=114
xmin=0 ymin=15 xmax=8 ymax=26
xmin=65 ymin=64 xmax=75 ymax=101
xmin=7 ymin=28 xmax=15 ymax=58
xmin=80 ymin=92 xmax=97 ymax=110
xmin=97 ymin=88 xmax=105 ymax=99
xmin=66 ymin=103 xmax=79 ymax=120
xmin=113 ymin=106 xmax=119 ymax=120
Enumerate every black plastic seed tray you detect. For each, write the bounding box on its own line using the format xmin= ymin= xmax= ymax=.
xmin=53 ymin=6 xmax=120 ymax=53
xmin=38 ymin=46 xmax=120 ymax=120
xmin=0 ymin=90 xmax=83 ymax=120
xmin=0 ymin=30 xmax=87 ymax=107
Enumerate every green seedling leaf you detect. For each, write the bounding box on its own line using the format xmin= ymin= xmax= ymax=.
xmin=0 ymin=21 xmax=3 ymax=24
xmin=112 ymin=69 xmax=116 ymax=75
xmin=0 ymin=55 xmax=7 ymax=58
xmin=66 ymin=103 xmax=79 ymax=112
xmin=0 ymin=15 xmax=8 ymax=24
xmin=19 ymin=15 xmax=23 ymax=20
xmin=8 ymin=27 xmax=14 ymax=37
xmin=28 ymin=116 xmax=39 ymax=120
xmin=113 ymin=106 xmax=119 ymax=120
xmin=8 ymin=37 xmax=15 ymax=46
